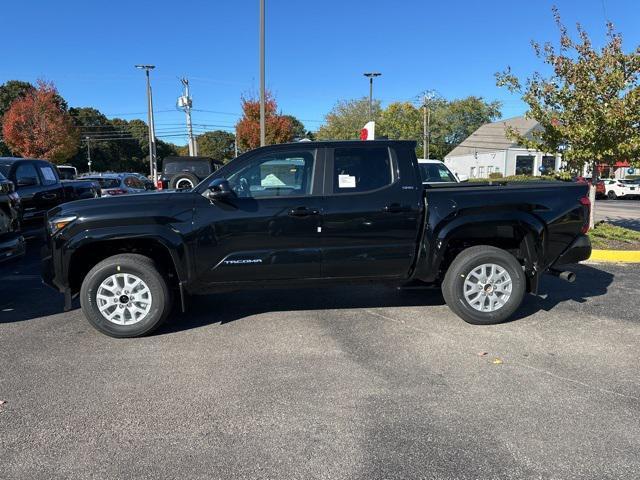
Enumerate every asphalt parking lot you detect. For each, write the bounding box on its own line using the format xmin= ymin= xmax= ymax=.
xmin=1 ymin=246 xmax=639 ymax=479
xmin=595 ymin=199 xmax=640 ymax=230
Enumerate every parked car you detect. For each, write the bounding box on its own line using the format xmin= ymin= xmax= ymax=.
xmin=57 ymin=165 xmax=77 ymax=180
xmin=602 ymin=179 xmax=638 ymax=199
xmin=80 ymin=173 xmax=148 ymax=196
xmin=131 ymin=173 xmax=156 ymax=191
xmin=0 ymin=171 xmax=25 ymax=263
xmin=417 ymin=159 xmax=467 ymax=183
xmin=0 ymin=157 xmax=100 ymax=235
xmin=158 ymin=156 xmax=224 ymax=190
xmin=575 ymin=176 xmax=606 ymax=199
xmin=42 ymin=140 xmax=592 ymax=338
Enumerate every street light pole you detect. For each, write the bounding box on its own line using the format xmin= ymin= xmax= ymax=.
xmin=259 ymin=0 xmax=266 ymax=147
xmin=135 ymin=64 xmax=157 ymax=182
xmin=363 ymin=73 xmax=381 ymax=121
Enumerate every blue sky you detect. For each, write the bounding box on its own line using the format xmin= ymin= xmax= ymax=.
xmin=2 ymin=0 xmax=638 ymax=145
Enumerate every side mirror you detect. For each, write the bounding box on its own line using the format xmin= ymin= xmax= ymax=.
xmin=207 ymin=178 xmax=236 ymax=200
xmin=17 ymin=177 xmax=38 ymax=187
xmin=457 ymin=174 xmax=469 ymax=182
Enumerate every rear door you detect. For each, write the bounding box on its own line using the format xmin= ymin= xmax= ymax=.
xmin=320 ymin=144 xmax=422 ymax=279
xmin=35 ymin=162 xmax=65 ymax=211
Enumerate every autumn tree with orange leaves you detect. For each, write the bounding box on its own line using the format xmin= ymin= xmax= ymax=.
xmin=235 ymin=91 xmax=294 ymax=151
xmin=2 ymin=81 xmax=78 ymax=163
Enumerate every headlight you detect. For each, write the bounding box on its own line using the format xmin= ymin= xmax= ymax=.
xmin=47 ymin=215 xmax=77 ymax=235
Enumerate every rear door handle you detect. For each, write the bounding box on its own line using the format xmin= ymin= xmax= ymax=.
xmin=288 ymin=207 xmax=320 ymax=217
xmin=383 ymin=203 xmax=408 ymax=213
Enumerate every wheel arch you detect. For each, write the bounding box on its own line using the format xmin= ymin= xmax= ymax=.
xmin=66 ymin=234 xmax=187 ymax=296
xmin=414 ymin=212 xmax=545 ymax=285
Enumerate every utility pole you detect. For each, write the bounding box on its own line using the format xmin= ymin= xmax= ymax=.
xmin=135 ymin=64 xmax=157 ymax=181
xmin=85 ymin=136 xmax=92 ymax=173
xmin=421 ymin=90 xmax=436 ymax=159
xmin=363 ymin=72 xmax=382 ymax=121
xmin=179 ymin=78 xmax=198 ymax=156
xmin=259 ymin=0 xmax=266 ymax=146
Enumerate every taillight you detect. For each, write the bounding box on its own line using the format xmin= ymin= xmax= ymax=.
xmin=579 ymin=196 xmax=591 ymax=233
xmin=156 ymin=180 xmax=163 ymax=190
xmin=105 ymin=188 xmax=127 ymax=195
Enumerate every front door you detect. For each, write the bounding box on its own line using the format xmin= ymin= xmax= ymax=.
xmin=320 ymin=144 xmax=422 ymax=279
xmin=195 ymin=147 xmax=324 ymax=284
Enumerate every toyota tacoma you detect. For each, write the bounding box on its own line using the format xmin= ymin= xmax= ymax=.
xmin=42 ymin=140 xmax=592 ymax=337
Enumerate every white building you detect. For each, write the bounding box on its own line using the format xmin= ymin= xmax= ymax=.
xmin=444 ymin=116 xmax=561 ymax=179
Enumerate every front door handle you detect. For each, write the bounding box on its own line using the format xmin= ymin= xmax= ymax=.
xmin=42 ymin=193 xmax=57 ymax=200
xmin=383 ymin=203 xmax=408 ymax=213
xmin=288 ymin=207 xmax=320 ymax=217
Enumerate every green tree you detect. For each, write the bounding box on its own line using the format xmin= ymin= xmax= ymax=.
xmin=196 ymin=130 xmax=236 ymax=163
xmin=496 ymin=7 xmax=640 ymax=226
xmin=378 ymin=101 xmax=422 ymax=144
xmin=316 ymin=98 xmax=382 ymax=140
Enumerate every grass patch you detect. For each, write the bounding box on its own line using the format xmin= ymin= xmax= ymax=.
xmin=588 ymin=222 xmax=640 ymax=250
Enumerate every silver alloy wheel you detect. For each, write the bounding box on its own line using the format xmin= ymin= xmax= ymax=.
xmin=176 ymin=178 xmax=194 ymax=190
xmin=96 ymin=273 xmax=152 ymax=325
xmin=463 ymin=263 xmax=512 ymax=312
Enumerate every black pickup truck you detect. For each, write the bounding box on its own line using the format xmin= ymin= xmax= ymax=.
xmin=0 ymin=157 xmax=100 ymax=236
xmin=42 ymin=140 xmax=591 ymax=337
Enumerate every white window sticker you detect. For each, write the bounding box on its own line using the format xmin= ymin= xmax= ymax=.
xmin=338 ymin=174 xmax=356 ymax=188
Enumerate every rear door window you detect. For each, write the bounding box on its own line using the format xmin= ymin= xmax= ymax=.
xmin=332 ymin=147 xmax=393 ymax=194
xmin=38 ymin=164 xmax=59 ymax=186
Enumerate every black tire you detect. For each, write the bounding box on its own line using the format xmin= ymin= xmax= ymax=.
xmin=607 ymin=190 xmax=617 ymax=200
xmin=442 ymin=245 xmax=526 ymax=325
xmin=80 ymin=254 xmax=173 ymax=338
xmin=169 ymin=173 xmax=199 ymax=190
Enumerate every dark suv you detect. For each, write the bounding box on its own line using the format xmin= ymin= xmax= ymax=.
xmin=0 ymin=171 xmax=25 ymax=263
xmin=158 ymin=156 xmax=224 ymax=190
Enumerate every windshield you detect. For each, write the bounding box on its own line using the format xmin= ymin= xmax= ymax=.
xmin=0 ymin=164 xmax=10 ymax=177
xmin=164 ymin=160 xmax=210 ymax=178
xmin=419 ymin=163 xmax=457 ymax=183
xmin=84 ymin=177 xmax=120 ymax=188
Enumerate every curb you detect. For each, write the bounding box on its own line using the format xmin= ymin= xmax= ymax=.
xmin=589 ymin=249 xmax=640 ymax=263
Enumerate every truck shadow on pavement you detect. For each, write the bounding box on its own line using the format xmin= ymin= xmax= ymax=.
xmin=0 ymin=248 xmax=614 ymax=328
xmin=160 ymin=263 xmax=614 ymax=334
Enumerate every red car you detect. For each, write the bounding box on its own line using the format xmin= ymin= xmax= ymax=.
xmin=575 ymin=176 xmax=605 ymax=199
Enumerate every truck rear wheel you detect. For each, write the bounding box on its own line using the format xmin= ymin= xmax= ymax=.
xmin=442 ymin=246 xmax=525 ymax=325
xmin=80 ymin=254 xmax=173 ymax=338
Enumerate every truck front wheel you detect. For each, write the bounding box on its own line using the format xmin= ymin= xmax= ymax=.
xmin=442 ymin=246 xmax=525 ymax=325
xmin=80 ymin=254 xmax=173 ymax=338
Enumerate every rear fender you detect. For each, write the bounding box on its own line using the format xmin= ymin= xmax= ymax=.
xmin=413 ymin=211 xmax=546 ymax=283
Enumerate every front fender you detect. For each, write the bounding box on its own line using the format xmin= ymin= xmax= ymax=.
xmin=57 ymin=224 xmax=190 ymax=288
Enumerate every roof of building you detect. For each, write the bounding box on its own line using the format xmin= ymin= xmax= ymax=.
xmin=446 ymin=116 xmax=541 ymax=158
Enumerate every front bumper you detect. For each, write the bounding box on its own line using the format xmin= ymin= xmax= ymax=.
xmin=0 ymin=232 xmax=26 ymax=263
xmin=553 ymin=234 xmax=592 ymax=266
